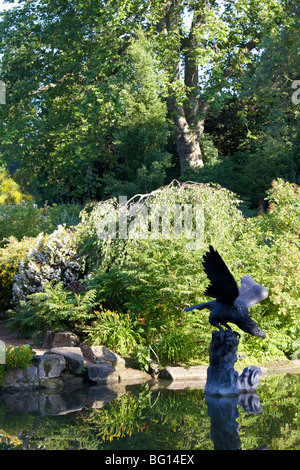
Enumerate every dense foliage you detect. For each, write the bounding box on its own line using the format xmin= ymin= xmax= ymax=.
xmin=0 ymin=0 xmax=298 ymax=205
xmin=3 ymin=180 xmax=298 ymax=369
xmin=0 ymin=1 xmax=298 ymax=371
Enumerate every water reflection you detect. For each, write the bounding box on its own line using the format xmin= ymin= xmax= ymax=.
xmin=0 ymin=373 xmax=299 ymax=450
xmin=0 ymin=382 xmax=124 ymax=416
xmin=205 ymin=393 xmax=263 ymax=450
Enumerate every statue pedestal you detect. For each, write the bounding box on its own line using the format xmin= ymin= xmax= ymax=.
xmin=205 ymin=329 xmax=261 ymax=397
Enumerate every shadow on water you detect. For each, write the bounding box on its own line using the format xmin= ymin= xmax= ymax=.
xmin=0 ymin=372 xmax=299 ymax=450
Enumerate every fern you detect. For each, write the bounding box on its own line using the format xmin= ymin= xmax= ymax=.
xmin=7 ymin=281 xmax=97 ymax=336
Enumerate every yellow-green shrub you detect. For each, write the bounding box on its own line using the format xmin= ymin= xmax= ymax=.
xmin=0 ymin=166 xmax=33 ymax=205
xmin=0 ymin=237 xmax=36 ymax=312
xmin=5 ymin=345 xmax=34 ymax=370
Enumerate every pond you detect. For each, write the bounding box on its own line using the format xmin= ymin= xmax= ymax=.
xmin=0 ymin=372 xmax=299 ymax=451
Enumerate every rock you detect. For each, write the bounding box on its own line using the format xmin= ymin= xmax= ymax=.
xmin=2 ymin=365 xmax=39 ymax=389
xmin=32 ymin=354 xmax=66 ymax=379
xmin=158 ymin=365 xmax=207 ymax=381
xmin=204 ymin=329 xmax=262 ymax=397
xmin=52 ymin=331 xmax=80 ymax=348
xmin=48 ymin=347 xmax=84 ymax=375
xmin=42 ymin=330 xmax=56 ymax=349
xmin=42 ymin=330 xmax=80 ymax=349
xmin=82 ymin=345 xmax=126 ymax=369
xmin=205 ymin=330 xmax=240 ymax=396
xmin=84 ymin=363 xmax=119 ymax=383
xmin=118 ymin=367 xmax=152 ymax=383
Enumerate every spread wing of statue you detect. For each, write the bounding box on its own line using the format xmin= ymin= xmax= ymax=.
xmin=185 ymin=245 xmax=268 ymax=338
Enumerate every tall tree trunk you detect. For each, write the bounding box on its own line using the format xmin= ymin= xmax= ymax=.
xmin=156 ymin=0 xmax=211 ymax=175
xmin=167 ymin=96 xmax=204 ymax=174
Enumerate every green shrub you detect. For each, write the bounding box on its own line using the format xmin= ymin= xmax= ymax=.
xmin=0 ymin=345 xmax=34 ymax=386
xmin=0 ymin=236 xmax=36 ymax=312
xmin=7 ymin=281 xmax=97 ymax=337
xmin=0 ymin=166 xmax=33 ymax=205
xmin=133 ymin=344 xmax=152 ymax=372
xmin=0 ymin=203 xmax=47 ymax=247
xmin=84 ymin=309 xmax=144 ymax=357
xmin=5 ymin=345 xmax=34 ymax=370
xmin=43 ymin=203 xmax=83 ymax=230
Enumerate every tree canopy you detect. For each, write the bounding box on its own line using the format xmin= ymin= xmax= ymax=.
xmin=0 ymin=0 xmax=299 ymax=205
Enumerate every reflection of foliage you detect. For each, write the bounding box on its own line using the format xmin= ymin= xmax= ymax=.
xmin=239 ymin=373 xmax=300 ymax=450
xmin=0 ymin=373 xmax=299 ymax=450
xmin=92 ymin=386 xmax=153 ymax=442
xmin=0 ymin=401 xmax=35 ymax=449
xmin=84 ymin=386 xmax=212 ymax=450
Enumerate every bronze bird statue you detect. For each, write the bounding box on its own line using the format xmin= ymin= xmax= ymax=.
xmin=185 ymin=245 xmax=268 ymax=338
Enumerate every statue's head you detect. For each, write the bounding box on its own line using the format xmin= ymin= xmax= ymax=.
xmin=243 ymin=318 xmax=266 ymax=339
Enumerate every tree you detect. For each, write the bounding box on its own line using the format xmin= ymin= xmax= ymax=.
xmin=0 ymin=0 xmax=149 ymax=203
xmin=102 ymin=30 xmax=172 ymax=198
xmin=146 ymin=0 xmax=287 ymax=174
xmin=237 ymin=0 xmax=300 ymax=202
xmin=0 ymin=0 xmax=291 ymax=202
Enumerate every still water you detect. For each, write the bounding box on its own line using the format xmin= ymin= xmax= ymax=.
xmin=0 ymin=372 xmax=299 ymax=450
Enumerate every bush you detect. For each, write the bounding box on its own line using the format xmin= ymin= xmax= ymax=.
xmin=84 ymin=309 xmax=144 ymax=357
xmin=42 ymin=203 xmax=83 ymax=231
xmin=0 ymin=236 xmax=37 ymax=312
xmin=0 ymin=202 xmax=48 ymax=247
xmin=5 ymin=345 xmax=34 ymax=370
xmin=0 ymin=345 xmax=34 ymax=386
xmin=7 ymin=281 xmax=97 ymax=337
xmin=0 ymin=166 xmax=33 ymax=206
xmin=12 ymin=225 xmax=83 ymax=304
xmin=153 ymin=324 xmax=199 ymax=365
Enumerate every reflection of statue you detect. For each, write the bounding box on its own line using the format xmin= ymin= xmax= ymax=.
xmin=185 ymin=245 xmax=268 ymax=338
xmin=205 ymin=393 xmax=263 ymax=450
xmin=185 ymin=246 xmax=268 ymax=397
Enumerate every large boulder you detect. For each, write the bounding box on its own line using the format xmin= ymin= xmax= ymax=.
xmin=42 ymin=330 xmax=56 ymax=349
xmin=48 ymin=347 xmax=84 ymax=375
xmin=2 ymin=365 xmax=39 ymax=389
xmin=84 ymin=363 xmax=119 ymax=383
xmin=32 ymin=354 xmax=66 ymax=379
xmin=43 ymin=330 xmax=80 ymax=349
xmin=52 ymin=331 xmax=80 ymax=348
xmin=82 ymin=345 xmax=125 ymax=369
